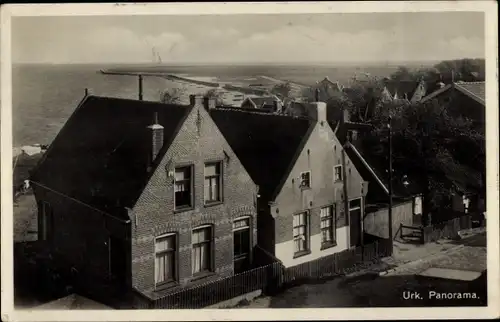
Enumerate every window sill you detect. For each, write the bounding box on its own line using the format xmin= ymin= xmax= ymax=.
xmin=321 ymin=241 xmax=338 ymax=250
xmin=174 ymin=206 xmax=194 ymax=214
xmin=191 ymin=271 xmax=215 ymax=282
xmin=154 ymin=280 xmax=178 ymax=292
xmin=204 ymin=201 xmax=223 ymax=208
xmin=300 ymin=186 xmax=312 ymax=191
xmin=293 ymin=250 xmax=311 ymax=259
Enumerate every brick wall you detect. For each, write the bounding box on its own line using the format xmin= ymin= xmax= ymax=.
xmin=271 ymin=120 xmax=366 ymax=265
xmin=130 ymin=103 xmax=258 ymax=298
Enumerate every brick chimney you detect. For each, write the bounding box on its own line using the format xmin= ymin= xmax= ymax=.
xmin=203 ymin=96 xmax=217 ymax=111
xmin=147 ymin=112 xmax=164 ymax=163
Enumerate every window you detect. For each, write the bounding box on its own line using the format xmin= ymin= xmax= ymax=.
xmin=300 ymin=171 xmax=311 ymax=189
xmin=349 ymin=198 xmax=362 ymax=210
xmin=155 ymin=234 xmax=177 ymax=286
xmin=413 ymin=196 xmax=422 ymax=215
xmin=233 ymin=218 xmax=251 ymax=273
xmin=192 ymin=226 xmax=213 ymax=275
xmin=204 ymin=162 xmax=222 ymax=204
xmin=293 ymin=212 xmax=309 ymax=255
xmin=334 ymin=165 xmax=342 ymax=182
xmin=175 ymin=166 xmax=193 ymax=209
xmin=347 ymin=130 xmax=358 ymax=142
xmin=320 ymin=205 xmax=336 ymax=245
xmin=38 ymin=201 xmax=53 ymax=241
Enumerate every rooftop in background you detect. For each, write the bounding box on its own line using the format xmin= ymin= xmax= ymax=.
xmin=382 ymin=79 xmax=425 ymax=100
xmin=421 ymin=81 xmax=485 ymax=106
xmin=454 ymin=81 xmax=485 ymax=105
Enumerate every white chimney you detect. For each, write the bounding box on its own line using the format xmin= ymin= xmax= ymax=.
xmin=309 ymin=102 xmax=327 ymax=123
xmin=203 ymin=96 xmax=217 ymax=110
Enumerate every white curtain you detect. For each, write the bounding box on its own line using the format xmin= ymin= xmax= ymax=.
xmin=155 ymin=237 xmax=174 ymax=284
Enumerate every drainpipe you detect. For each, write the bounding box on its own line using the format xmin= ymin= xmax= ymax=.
xmin=388 ymin=116 xmax=394 ymax=249
xmin=341 ymin=144 xmax=350 ymax=246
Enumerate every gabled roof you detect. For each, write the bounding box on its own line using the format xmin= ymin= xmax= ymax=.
xmin=313 ymin=77 xmax=344 ymax=102
xmin=242 ymin=96 xmax=280 ymax=109
xmin=31 ymin=96 xmax=192 ymax=217
xmin=383 ymin=80 xmax=423 ymax=101
xmin=420 ymin=81 xmax=485 ymax=106
xmin=210 ymin=108 xmax=315 ymax=201
xmin=454 ymin=81 xmax=485 ymax=105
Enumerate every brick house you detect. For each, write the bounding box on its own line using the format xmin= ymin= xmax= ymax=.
xmin=211 ymin=100 xmax=369 ymax=268
xmin=29 ymin=94 xmax=258 ymax=303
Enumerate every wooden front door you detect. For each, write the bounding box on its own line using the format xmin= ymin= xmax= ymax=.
xmin=349 ymin=198 xmax=363 ymax=247
xmin=349 ymin=208 xmax=362 ymax=247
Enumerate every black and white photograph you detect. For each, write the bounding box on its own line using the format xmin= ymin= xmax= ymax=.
xmin=1 ymin=2 xmax=498 ymax=321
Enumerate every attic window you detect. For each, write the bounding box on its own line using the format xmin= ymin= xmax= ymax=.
xmin=299 ymin=171 xmax=311 ymax=189
xmin=334 ymin=165 xmax=343 ymax=182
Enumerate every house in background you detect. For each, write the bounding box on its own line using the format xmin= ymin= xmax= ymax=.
xmin=30 ymin=94 xmax=259 ymax=304
xmin=421 ymin=80 xmax=486 ymax=215
xmin=381 ymin=79 xmax=428 ymax=103
xmin=211 ymin=99 xmax=369 ymax=268
xmin=240 ymin=95 xmax=283 ymax=112
xmin=312 ymin=77 xmax=344 ymax=102
xmin=420 ymin=81 xmax=485 ymax=129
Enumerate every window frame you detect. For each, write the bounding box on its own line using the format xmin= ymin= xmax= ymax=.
xmin=349 ymin=198 xmax=362 ymax=211
xmin=293 ymin=211 xmax=311 ymax=258
xmin=154 ymin=233 xmax=178 ymax=288
xmin=320 ymin=205 xmax=337 ymax=249
xmin=173 ymin=164 xmax=194 ymax=211
xmin=334 ymin=165 xmax=343 ymax=182
xmin=204 ymin=161 xmax=224 ymax=206
xmin=299 ymin=171 xmax=312 ymax=190
xmin=191 ymin=225 xmax=214 ymax=277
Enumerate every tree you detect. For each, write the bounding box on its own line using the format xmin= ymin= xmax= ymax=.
xmin=271 ymin=82 xmax=293 ymax=100
xmin=367 ymin=98 xmax=484 ymax=225
xmin=160 ymin=87 xmax=186 ymax=104
xmin=434 ymin=58 xmax=485 ymax=82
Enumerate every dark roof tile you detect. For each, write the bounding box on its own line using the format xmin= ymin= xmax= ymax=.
xmin=31 ymin=96 xmax=191 ymax=216
xmin=210 ymin=108 xmax=314 ymax=200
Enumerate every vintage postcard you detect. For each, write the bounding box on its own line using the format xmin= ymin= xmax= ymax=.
xmin=1 ymin=2 xmax=499 ymax=321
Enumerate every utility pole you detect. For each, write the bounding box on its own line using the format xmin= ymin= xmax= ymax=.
xmin=388 ymin=116 xmax=394 ymax=251
xmin=138 ymin=75 xmax=143 ymax=101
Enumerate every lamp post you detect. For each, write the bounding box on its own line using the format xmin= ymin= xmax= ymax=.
xmin=388 ymin=116 xmax=393 ymax=250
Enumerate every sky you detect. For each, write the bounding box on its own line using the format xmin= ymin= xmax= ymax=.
xmin=11 ymin=12 xmax=485 ymax=64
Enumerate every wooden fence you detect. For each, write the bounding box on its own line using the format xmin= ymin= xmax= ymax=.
xmin=141 ymin=262 xmax=282 ymax=309
xmin=422 ymin=214 xmax=473 ymax=244
xmin=138 ymin=238 xmax=393 ymax=309
xmin=400 ymin=214 xmax=475 ymax=244
xmin=281 ymin=238 xmax=393 ymax=287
